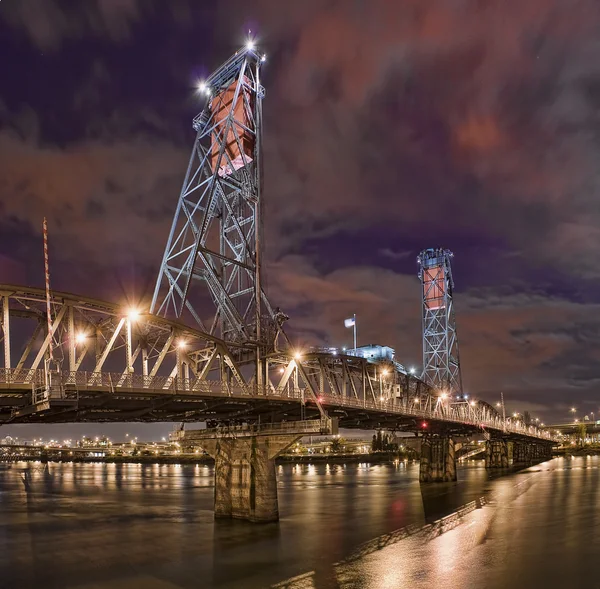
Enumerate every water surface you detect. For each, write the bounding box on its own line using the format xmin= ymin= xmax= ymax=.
xmin=0 ymin=457 xmax=593 ymax=588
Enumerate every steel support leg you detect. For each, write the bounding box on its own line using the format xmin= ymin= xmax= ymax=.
xmin=485 ymin=439 xmax=509 ymax=468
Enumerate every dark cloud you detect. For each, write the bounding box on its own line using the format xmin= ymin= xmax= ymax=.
xmin=1 ymin=0 xmax=146 ymax=50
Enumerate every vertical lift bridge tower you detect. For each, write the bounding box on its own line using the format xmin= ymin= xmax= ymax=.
xmin=418 ymin=248 xmax=463 ymax=393
xmin=151 ymin=43 xmax=285 ymax=387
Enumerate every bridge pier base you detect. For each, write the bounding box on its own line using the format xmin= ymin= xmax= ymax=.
xmin=419 ymin=436 xmax=456 ymax=482
xmin=512 ymin=441 xmax=531 ymax=466
xmin=541 ymin=444 xmax=553 ymax=461
xmin=485 ymin=439 xmax=509 ymax=468
xmin=201 ymin=435 xmax=299 ymax=523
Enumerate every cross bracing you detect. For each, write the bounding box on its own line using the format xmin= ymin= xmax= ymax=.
xmin=151 ymin=45 xmax=279 ymax=357
xmin=418 ymin=248 xmax=462 ymax=393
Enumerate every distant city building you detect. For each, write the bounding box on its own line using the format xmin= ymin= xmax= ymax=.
xmin=351 ymin=344 xmax=395 ymax=362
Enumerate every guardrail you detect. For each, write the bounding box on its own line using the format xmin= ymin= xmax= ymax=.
xmin=0 ymin=368 xmax=557 ymax=442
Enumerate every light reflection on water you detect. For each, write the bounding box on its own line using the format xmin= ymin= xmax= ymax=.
xmin=0 ymin=457 xmax=595 ymax=588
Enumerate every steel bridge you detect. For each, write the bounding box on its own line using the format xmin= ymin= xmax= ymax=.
xmin=0 ymin=285 xmax=553 ymax=445
xmin=0 ymin=41 xmax=558 ymax=521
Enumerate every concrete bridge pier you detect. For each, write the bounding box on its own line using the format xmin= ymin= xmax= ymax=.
xmin=179 ymin=419 xmax=335 ymax=523
xmin=419 ymin=435 xmax=457 ymax=482
xmin=201 ymin=435 xmax=298 ymax=523
xmin=485 ymin=438 xmax=509 ymax=468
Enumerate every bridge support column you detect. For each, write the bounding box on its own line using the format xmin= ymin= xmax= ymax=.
xmin=420 ymin=435 xmax=456 ymax=482
xmin=485 ymin=438 xmax=509 ymax=468
xmin=201 ymin=435 xmax=298 ymax=523
xmin=513 ymin=441 xmax=531 ymax=465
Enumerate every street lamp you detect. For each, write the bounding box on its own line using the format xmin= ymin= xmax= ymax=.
xmin=379 ymin=369 xmax=389 ymax=402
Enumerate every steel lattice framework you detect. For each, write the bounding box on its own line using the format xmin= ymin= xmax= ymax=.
xmin=151 ymin=44 xmax=281 ymax=368
xmin=0 ymin=285 xmax=557 ymax=443
xmin=418 ymin=248 xmax=462 ymax=393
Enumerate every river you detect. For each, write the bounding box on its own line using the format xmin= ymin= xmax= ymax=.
xmin=0 ymin=456 xmax=596 ymax=588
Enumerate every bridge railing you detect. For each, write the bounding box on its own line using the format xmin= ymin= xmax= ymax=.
xmin=0 ymin=368 xmax=555 ymax=441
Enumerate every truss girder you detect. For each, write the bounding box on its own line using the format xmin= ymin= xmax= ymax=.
xmin=0 ymin=285 xmax=243 ymax=389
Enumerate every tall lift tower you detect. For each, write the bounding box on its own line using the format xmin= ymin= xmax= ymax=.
xmin=417 ymin=248 xmax=462 ymax=393
xmin=152 ymin=41 xmax=286 ymax=380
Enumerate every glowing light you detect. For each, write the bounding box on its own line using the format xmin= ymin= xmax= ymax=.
xmin=177 ymin=340 xmax=187 ymax=350
xmin=513 ymin=412 xmax=518 ymax=417
xmin=75 ymin=332 xmax=86 ymax=344
xmin=381 ymin=369 xmax=389 ymax=376
xmin=496 ymin=402 xmax=501 ymax=407
xmin=128 ymin=308 xmax=140 ymax=321
xmin=414 ymin=397 xmax=420 ymax=403
xmin=470 ymin=401 xmax=476 ymax=407
xmin=294 ymin=351 xmax=302 ymax=360
xmin=421 ymin=422 xmax=428 ymax=428
xmin=317 ymin=396 xmax=324 ymax=403
xmin=380 ymin=396 xmax=384 ymax=401
xmin=409 ymin=367 xmax=416 ymax=375
xmin=440 ymin=392 xmax=448 ymax=400
xmin=261 ymin=54 xmax=266 ymax=62
xmin=246 ymin=39 xmax=255 ymax=51
xmin=464 ymin=394 xmax=469 ymax=399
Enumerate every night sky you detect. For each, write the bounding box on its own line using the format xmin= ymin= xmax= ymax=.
xmin=1 ymin=0 xmax=600 ymax=440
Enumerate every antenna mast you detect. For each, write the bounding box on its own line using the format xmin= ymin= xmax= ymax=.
xmin=43 ymin=217 xmax=54 ymax=363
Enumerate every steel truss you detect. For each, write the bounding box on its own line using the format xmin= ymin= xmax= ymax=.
xmin=418 ymin=248 xmax=463 ymax=393
xmin=151 ymin=45 xmax=281 ymax=362
xmin=0 ymin=284 xmax=557 ymax=443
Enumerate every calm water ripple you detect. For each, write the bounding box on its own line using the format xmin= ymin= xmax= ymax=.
xmin=0 ymin=457 xmax=594 ymax=588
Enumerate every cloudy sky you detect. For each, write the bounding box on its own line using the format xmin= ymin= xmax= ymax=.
xmin=1 ymin=0 xmax=600 ymax=438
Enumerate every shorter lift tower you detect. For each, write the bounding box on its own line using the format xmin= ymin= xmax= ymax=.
xmin=418 ymin=248 xmax=462 ymax=393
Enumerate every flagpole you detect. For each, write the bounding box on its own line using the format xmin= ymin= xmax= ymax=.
xmin=353 ymin=313 xmax=357 ymax=352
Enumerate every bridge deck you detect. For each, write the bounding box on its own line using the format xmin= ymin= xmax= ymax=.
xmin=0 ymin=369 xmax=556 ymax=443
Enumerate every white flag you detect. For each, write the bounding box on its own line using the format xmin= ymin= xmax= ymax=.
xmin=344 ymin=317 xmax=355 ymax=328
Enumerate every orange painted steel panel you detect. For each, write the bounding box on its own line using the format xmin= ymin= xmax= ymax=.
xmin=210 ymin=77 xmax=254 ymax=177
xmin=423 ymin=266 xmax=445 ymax=310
